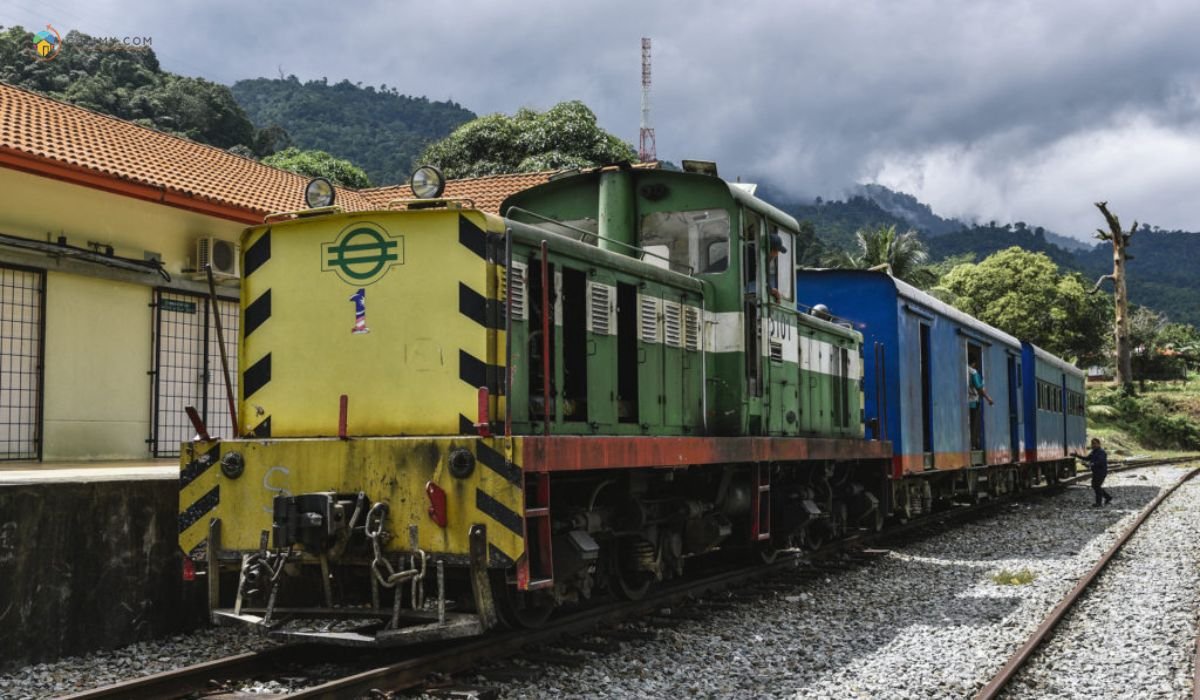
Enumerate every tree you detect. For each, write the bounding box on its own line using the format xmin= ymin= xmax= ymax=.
xmin=826 ymin=224 xmax=937 ymax=288
xmin=262 ymin=148 xmax=371 ymax=188
xmin=1159 ymin=322 xmax=1200 ymax=371
xmin=1091 ymin=202 xmax=1136 ymax=392
xmin=419 ymin=101 xmax=637 ymax=178
xmin=940 ymin=247 xmax=1111 ymax=365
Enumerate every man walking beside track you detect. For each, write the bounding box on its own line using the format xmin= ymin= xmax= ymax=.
xmin=1075 ymin=438 xmax=1113 ymax=507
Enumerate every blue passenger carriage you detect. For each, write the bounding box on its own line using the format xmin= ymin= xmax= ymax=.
xmin=1021 ymin=341 xmax=1086 ymax=477
xmin=797 ymin=270 xmax=1032 ymax=517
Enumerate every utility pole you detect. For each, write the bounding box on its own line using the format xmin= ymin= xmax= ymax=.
xmin=639 ymin=37 xmax=656 ymax=163
xmin=1091 ymin=201 xmax=1136 ymax=393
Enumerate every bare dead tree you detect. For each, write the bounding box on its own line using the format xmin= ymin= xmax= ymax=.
xmin=1090 ymin=202 xmax=1136 ymax=392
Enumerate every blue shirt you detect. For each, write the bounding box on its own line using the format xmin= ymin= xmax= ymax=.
xmin=1086 ymin=447 xmax=1108 ymax=475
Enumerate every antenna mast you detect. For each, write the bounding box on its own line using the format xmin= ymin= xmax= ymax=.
xmin=639 ymin=37 xmax=656 ymax=163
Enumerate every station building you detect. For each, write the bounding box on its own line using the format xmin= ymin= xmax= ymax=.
xmin=0 ymin=82 xmax=552 ymax=464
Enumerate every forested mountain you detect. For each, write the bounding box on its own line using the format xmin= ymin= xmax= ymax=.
xmin=0 ymin=25 xmax=475 ymax=184
xmin=231 ymin=77 xmax=475 ymax=185
xmin=923 ymin=223 xmax=1080 ymax=270
xmin=778 ymin=195 xmax=913 ymax=251
xmin=775 ymin=182 xmax=1200 ymax=329
xmin=0 ymin=26 xmax=260 ymax=150
xmin=1074 ymin=229 xmax=1200 ymax=328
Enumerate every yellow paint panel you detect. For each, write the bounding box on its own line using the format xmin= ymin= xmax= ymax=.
xmin=179 ymin=435 xmax=525 ymax=562
xmin=239 ymin=210 xmax=500 ymax=437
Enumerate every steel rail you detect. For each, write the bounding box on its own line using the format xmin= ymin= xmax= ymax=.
xmin=974 ymin=463 xmax=1200 ymax=700
xmin=57 ymin=644 xmax=333 ymax=700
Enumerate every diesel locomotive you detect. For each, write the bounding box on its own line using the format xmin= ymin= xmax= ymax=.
xmin=178 ymin=162 xmax=1081 ymax=646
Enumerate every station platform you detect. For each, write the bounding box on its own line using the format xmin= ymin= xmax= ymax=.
xmin=0 ymin=457 xmax=189 ymax=672
xmin=0 ymin=458 xmax=177 ymax=483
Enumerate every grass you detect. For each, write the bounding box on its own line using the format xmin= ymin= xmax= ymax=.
xmin=991 ymin=568 xmax=1037 ymax=586
xmin=1086 ymin=372 xmax=1200 ymax=455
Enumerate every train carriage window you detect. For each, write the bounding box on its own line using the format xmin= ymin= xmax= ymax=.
xmin=770 ymin=226 xmax=794 ymax=302
xmin=639 ymin=209 xmax=730 ymax=274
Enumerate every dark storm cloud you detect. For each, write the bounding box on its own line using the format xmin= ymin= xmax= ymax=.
xmin=15 ymin=0 xmax=1200 ymax=237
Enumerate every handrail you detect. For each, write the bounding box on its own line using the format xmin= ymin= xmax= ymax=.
xmin=263 ymin=206 xmax=342 ymax=223
xmin=503 ymin=206 xmax=681 ymax=271
xmin=385 ymin=198 xmax=475 ymax=210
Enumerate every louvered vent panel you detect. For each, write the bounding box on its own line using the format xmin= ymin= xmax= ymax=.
xmin=639 ymin=296 xmax=660 ymax=343
xmin=663 ymin=301 xmax=683 ymax=348
xmin=588 ymin=283 xmax=612 ymax=335
xmin=683 ymin=306 xmax=701 ymax=351
xmin=505 ymin=262 xmax=527 ymax=321
xmin=770 ymin=341 xmax=784 ymax=362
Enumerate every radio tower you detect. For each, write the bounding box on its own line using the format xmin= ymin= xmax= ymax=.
xmin=638 ymin=37 xmax=656 ymax=163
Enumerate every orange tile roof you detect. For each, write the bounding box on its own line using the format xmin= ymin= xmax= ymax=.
xmin=357 ymin=170 xmax=556 ymax=214
xmin=0 ymin=81 xmax=649 ymax=222
xmin=0 ymin=82 xmax=376 ymax=222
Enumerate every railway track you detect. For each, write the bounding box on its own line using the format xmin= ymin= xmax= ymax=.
xmin=974 ymin=462 xmax=1200 ymax=700
xmin=61 ymin=456 xmax=1198 ymax=700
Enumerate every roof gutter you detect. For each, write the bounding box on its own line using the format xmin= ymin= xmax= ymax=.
xmin=0 ymin=147 xmax=265 ymax=225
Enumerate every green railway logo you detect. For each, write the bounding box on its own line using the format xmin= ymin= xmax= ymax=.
xmin=321 ymin=222 xmax=404 ymax=286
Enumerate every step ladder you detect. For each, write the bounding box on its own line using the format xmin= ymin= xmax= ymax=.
xmin=751 ymin=463 xmax=771 ymax=542
xmin=520 ymin=472 xmax=554 ymax=590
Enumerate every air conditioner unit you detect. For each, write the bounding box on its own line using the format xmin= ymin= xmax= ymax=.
xmin=195 ymin=237 xmax=240 ymax=278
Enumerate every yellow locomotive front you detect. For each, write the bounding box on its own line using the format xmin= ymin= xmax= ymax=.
xmin=179 ymin=182 xmax=527 ymax=645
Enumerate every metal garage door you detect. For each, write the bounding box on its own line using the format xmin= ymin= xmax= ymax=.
xmin=150 ymin=289 xmax=239 ymax=457
xmin=0 ymin=264 xmax=44 ymax=460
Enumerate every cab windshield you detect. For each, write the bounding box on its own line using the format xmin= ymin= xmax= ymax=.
xmin=639 ymin=209 xmax=730 ymax=275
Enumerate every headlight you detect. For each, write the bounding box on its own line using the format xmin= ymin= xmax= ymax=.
xmin=410 ymin=165 xmax=446 ymax=199
xmin=305 ymin=177 xmax=336 ymax=208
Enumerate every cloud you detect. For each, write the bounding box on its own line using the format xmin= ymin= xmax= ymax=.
xmin=13 ymin=0 xmax=1200 ymax=237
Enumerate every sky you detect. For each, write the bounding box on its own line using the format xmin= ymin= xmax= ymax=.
xmin=5 ymin=0 xmax=1200 ymax=240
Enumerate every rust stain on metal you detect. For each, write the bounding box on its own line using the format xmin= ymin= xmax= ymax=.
xmin=521 ymin=436 xmax=892 ymax=472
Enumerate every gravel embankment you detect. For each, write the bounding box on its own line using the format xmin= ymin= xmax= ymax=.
xmin=480 ymin=465 xmax=1200 ymax=699
xmin=1002 ymin=473 xmax=1200 ymax=699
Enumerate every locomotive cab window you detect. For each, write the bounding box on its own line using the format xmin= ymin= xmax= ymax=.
xmin=770 ymin=226 xmax=794 ymax=302
xmin=639 ymin=209 xmax=730 ymax=274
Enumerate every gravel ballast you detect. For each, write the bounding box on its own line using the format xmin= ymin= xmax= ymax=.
xmin=1002 ymin=472 xmax=1200 ymax=699
xmin=484 ymin=465 xmax=1200 ymax=699
xmin=4 ymin=465 xmax=1198 ymax=699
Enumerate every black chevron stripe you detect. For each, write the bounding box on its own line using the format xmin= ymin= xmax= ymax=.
xmin=476 ymin=441 xmax=521 ymax=486
xmin=244 ymin=290 xmax=271 ymax=338
xmin=476 ymin=488 xmax=523 ymax=537
xmin=178 ymin=485 xmax=219 ymax=534
xmin=179 ymin=443 xmax=220 ymax=489
xmin=243 ymin=354 xmax=271 ymax=399
xmin=243 ymin=230 xmax=271 ymax=277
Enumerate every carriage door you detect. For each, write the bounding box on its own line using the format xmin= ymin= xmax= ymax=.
xmin=764 ymin=227 xmax=796 ymax=435
xmin=1007 ymin=355 xmax=1020 ymax=463
xmin=919 ymin=324 xmax=933 ymax=468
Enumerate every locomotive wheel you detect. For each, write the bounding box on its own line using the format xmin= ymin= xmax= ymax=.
xmin=611 ymin=538 xmax=653 ymax=600
xmin=614 ymin=568 xmax=652 ymax=600
xmin=490 ymin=571 xmax=554 ymax=629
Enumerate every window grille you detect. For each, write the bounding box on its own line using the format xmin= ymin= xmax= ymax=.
xmin=0 ymin=265 xmax=44 ymax=460
xmin=150 ymin=289 xmax=239 ymax=457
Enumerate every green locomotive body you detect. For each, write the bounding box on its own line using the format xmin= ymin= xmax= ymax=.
xmin=502 ymin=165 xmax=863 ymax=439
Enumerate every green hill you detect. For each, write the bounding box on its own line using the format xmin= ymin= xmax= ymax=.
xmin=231 ymin=77 xmax=476 ymax=186
xmin=0 ymin=26 xmax=256 ymax=150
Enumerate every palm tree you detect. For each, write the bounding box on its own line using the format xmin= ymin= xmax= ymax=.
xmin=827 ymin=224 xmax=937 ymax=288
